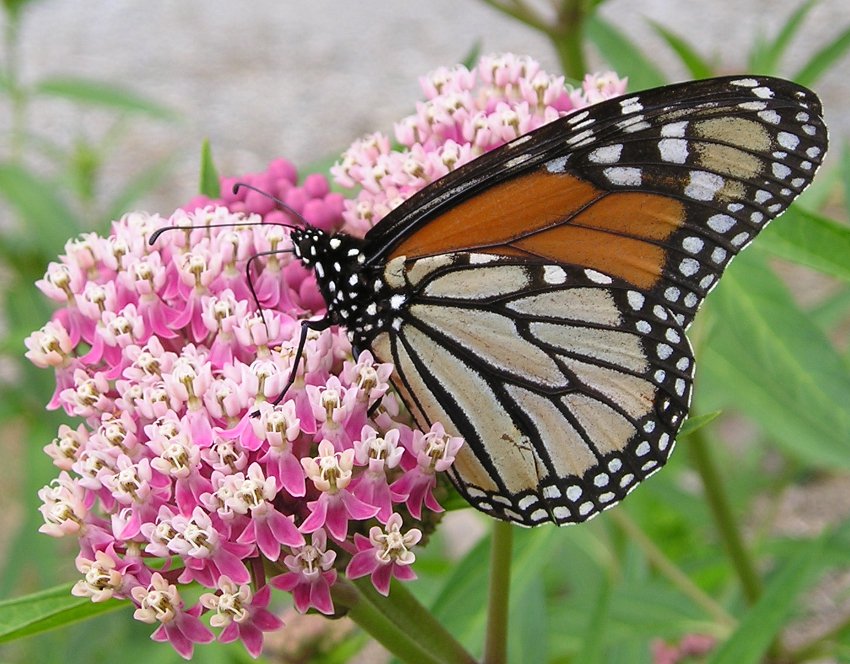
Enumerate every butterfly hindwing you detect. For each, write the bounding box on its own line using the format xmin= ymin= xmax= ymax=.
xmin=368 ymin=252 xmax=693 ymax=525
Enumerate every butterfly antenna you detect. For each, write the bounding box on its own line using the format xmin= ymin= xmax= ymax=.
xmin=244 ymin=248 xmax=295 ymax=330
xmin=232 ymin=182 xmax=313 ymax=229
xmin=148 ymin=179 xmax=312 ymax=246
xmin=148 ymin=218 xmax=298 ymax=245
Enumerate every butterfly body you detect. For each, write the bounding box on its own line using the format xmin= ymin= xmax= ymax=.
xmin=290 ymin=76 xmax=827 ymax=526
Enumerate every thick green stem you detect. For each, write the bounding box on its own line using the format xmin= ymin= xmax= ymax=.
xmin=551 ymin=0 xmax=588 ymax=80
xmin=332 ymin=579 xmax=443 ymax=664
xmin=484 ymin=519 xmax=513 ymax=664
xmin=688 ymin=427 xmax=763 ymax=604
xmin=609 ymin=509 xmax=736 ymax=628
xmin=478 ymin=0 xmax=589 ymax=79
xmin=354 ymin=577 xmax=476 ymax=664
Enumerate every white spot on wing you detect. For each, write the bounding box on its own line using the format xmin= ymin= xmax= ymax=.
xmin=585 ymin=269 xmax=613 ymax=284
xmin=588 ymin=144 xmax=623 ymax=164
xmin=685 ymin=171 xmax=724 ymax=201
xmin=603 ymin=166 xmax=642 ymax=187
xmin=778 ymin=131 xmax=800 ymax=150
xmin=659 ymin=138 xmax=688 ymax=164
xmin=661 ymin=121 xmax=688 ymax=137
xmin=543 ymin=265 xmax=567 ymax=284
xmin=546 ymin=156 xmax=568 ymax=173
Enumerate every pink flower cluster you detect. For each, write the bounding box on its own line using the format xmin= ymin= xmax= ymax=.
xmin=27 ymin=53 xmax=627 ymax=660
xmin=26 ymin=164 xmax=462 ymax=659
xmin=332 ymin=53 xmax=626 ymax=234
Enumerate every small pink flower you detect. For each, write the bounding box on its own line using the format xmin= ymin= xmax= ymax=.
xmin=271 ymin=529 xmax=338 ymax=615
xmin=300 ymin=440 xmax=379 ymax=541
xmin=72 ymin=544 xmax=143 ymax=602
xmin=229 ymin=463 xmax=305 ymax=559
xmin=200 ymin=577 xmax=283 ymax=658
xmin=346 ymin=513 xmax=422 ymax=596
xmin=43 ymin=423 xmax=89 ymax=471
xmin=24 ymin=319 xmax=75 ymax=369
xmin=351 ymin=426 xmax=404 ymax=523
xmin=391 ymin=422 xmax=464 ymax=518
xmin=131 ymin=573 xmax=215 ymax=660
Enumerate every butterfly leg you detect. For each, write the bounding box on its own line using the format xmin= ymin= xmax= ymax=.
xmin=256 ymin=316 xmax=333 ymax=412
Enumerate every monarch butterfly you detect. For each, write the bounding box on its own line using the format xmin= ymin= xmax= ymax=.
xmin=273 ymin=76 xmax=827 ymax=526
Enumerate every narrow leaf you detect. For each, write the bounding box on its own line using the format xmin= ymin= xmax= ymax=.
xmin=699 ymin=250 xmax=850 ymax=468
xmin=0 ymin=162 xmax=81 ymax=248
xmin=707 ymin=537 xmax=823 ymax=664
xmin=509 ymin=576 xmax=548 ymax=664
xmin=679 ymin=411 xmax=721 ymax=438
xmin=793 ymin=25 xmax=850 ymax=87
xmin=760 ymin=206 xmax=850 ymax=282
xmin=648 ymin=21 xmax=714 ymax=79
xmin=34 ymin=77 xmax=177 ymax=120
xmin=0 ymin=585 xmax=125 ymax=642
xmin=198 ymin=139 xmax=221 ymax=198
xmin=584 ymin=16 xmax=667 ymax=90
xmin=749 ymin=0 xmax=816 ymax=74
xmin=808 ymin=286 xmax=850 ymax=330
xmin=843 ymin=142 xmax=850 ymax=216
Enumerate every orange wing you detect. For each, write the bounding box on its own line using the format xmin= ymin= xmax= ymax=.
xmin=388 ymin=172 xmax=686 ymax=291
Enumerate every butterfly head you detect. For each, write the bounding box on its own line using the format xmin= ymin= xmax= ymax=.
xmin=289 ymin=227 xmax=380 ymax=331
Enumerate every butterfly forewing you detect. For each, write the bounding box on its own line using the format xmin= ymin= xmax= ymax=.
xmin=299 ymin=75 xmax=827 ymax=526
xmin=369 ymin=76 xmax=828 ymax=329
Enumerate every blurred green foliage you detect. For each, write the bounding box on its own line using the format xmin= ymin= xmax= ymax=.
xmin=4 ymin=0 xmax=850 ymax=662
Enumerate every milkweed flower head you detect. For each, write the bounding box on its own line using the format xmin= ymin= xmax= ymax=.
xmin=27 ymin=53 xmax=626 ymax=659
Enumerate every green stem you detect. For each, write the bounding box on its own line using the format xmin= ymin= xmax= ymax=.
xmin=688 ymin=427 xmax=763 ymax=604
xmin=551 ymin=0 xmax=588 ymax=80
xmin=478 ymin=0 xmax=551 ymax=33
xmin=332 ymin=579 xmax=444 ymax=664
xmin=354 ymin=577 xmax=476 ymax=664
xmin=484 ymin=520 xmax=513 ymax=664
xmin=4 ymin=5 xmax=26 ymax=162
xmin=608 ymin=509 xmax=736 ymax=628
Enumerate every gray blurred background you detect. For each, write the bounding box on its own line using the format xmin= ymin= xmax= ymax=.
xmin=7 ymin=0 xmax=849 ymax=215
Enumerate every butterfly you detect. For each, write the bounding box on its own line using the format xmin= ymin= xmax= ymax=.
xmin=281 ymin=75 xmax=828 ymax=527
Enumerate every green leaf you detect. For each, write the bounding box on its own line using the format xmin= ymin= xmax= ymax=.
xmin=430 ymin=525 xmax=559 ymax=654
xmin=509 ymin=575 xmax=548 ymax=664
xmin=679 ymin=411 xmax=721 ymax=438
xmin=2 ymin=0 xmax=38 ymax=19
xmin=793 ymin=24 xmax=850 ymax=87
xmin=0 ymin=585 xmax=125 ymax=642
xmin=809 ymin=285 xmax=850 ymax=331
xmin=760 ymin=207 xmax=850 ymax=282
xmin=843 ymin=142 xmax=850 ymax=215
xmin=460 ymin=41 xmax=483 ymax=70
xmin=34 ymin=77 xmax=178 ymax=120
xmin=748 ymin=0 xmax=817 ymax=74
xmin=699 ymin=250 xmax=850 ymax=469
xmin=584 ymin=16 xmax=668 ymax=90
xmin=198 ymin=139 xmax=221 ymax=198
xmin=707 ymin=536 xmax=824 ymax=664
xmin=648 ymin=21 xmax=714 ymax=79
xmin=576 ymin=576 xmax=611 ymax=664
xmin=0 ymin=162 xmax=81 ymax=249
